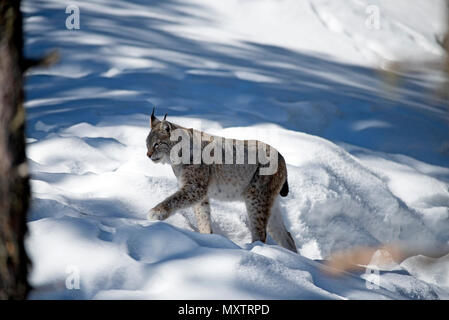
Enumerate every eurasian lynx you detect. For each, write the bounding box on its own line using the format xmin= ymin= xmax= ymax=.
xmin=146 ymin=109 xmax=297 ymax=253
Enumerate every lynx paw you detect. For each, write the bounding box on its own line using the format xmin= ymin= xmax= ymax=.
xmin=147 ymin=204 xmax=170 ymax=221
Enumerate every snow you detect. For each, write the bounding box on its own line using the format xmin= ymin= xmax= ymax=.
xmin=23 ymin=0 xmax=449 ymax=299
xmin=401 ymin=254 xmax=449 ymax=291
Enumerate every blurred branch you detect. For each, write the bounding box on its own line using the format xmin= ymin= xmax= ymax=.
xmin=23 ymin=49 xmax=59 ymax=71
xmin=323 ymin=243 xmax=449 ymax=276
xmin=380 ymin=0 xmax=449 ymax=102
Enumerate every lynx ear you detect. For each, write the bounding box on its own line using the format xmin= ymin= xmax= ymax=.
xmin=161 ymin=121 xmax=171 ymax=133
xmin=150 ymin=107 xmax=160 ymax=128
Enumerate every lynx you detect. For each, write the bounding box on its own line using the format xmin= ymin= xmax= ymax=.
xmin=146 ymin=109 xmax=297 ymax=253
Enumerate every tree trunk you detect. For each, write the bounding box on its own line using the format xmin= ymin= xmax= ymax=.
xmin=0 ymin=0 xmax=30 ymax=299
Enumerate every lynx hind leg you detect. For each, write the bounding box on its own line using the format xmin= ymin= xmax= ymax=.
xmin=243 ymin=173 xmax=276 ymax=243
xmin=193 ymin=198 xmax=212 ymax=234
xmin=244 ymin=158 xmax=289 ymax=246
xmin=267 ymin=199 xmax=297 ymax=253
xmin=244 ymin=197 xmax=270 ymax=243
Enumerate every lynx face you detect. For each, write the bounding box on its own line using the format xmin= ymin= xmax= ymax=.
xmin=146 ymin=122 xmax=172 ymax=163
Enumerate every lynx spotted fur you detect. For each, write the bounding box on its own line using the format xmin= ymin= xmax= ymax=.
xmin=146 ymin=109 xmax=297 ymax=253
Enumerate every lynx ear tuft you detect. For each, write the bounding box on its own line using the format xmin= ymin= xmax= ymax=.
xmin=150 ymin=107 xmax=160 ymax=128
xmin=163 ymin=113 xmax=167 ymax=121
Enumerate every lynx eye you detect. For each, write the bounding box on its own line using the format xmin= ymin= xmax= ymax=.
xmin=153 ymin=142 xmax=159 ymax=149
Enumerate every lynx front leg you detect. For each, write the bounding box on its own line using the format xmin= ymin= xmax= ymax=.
xmin=148 ymin=164 xmax=209 ymax=221
xmin=147 ymin=202 xmax=171 ymax=221
xmin=194 ymin=198 xmax=212 ymax=234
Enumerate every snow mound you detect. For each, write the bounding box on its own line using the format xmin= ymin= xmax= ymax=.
xmin=401 ymin=254 xmax=449 ymax=291
xmin=27 ymin=214 xmax=445 ymax=300
xmin=26 ymin=119 xmax=449 ymax=299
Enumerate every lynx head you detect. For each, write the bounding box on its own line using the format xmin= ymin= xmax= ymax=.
xmin=146 ymin=108 xmax=173 ymax=163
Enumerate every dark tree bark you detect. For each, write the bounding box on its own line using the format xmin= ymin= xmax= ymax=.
xmin=0 ymin=0 xmax=30 ymax=299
